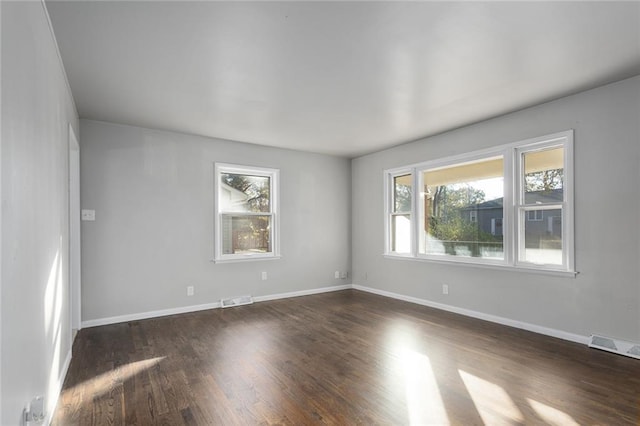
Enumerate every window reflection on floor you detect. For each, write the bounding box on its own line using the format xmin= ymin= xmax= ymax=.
xmin=459 ymin=369 xmax=524 ymax=424
xmin=528 ymin=398 xmax=580 ymax=426
xmin=399 ymin=348 xmax=449 ymax=425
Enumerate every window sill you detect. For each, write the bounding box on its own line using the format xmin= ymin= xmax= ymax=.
xmin=383 ymin=254 xmax=577 ymax=278
xmin=211 ymin=255 xmax=282 ymax=264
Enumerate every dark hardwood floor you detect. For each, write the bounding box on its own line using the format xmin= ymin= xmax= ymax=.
xmin=53 ymin=290 xmax=640 ymax=425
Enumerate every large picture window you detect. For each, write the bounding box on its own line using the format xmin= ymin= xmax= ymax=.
xmin=215 ymin=163 xmax=279 ymax=262
xmin=384 ymin=131 xmax=574 ymax=274
xmin=421 ymin=156 xmax=505 ymax=261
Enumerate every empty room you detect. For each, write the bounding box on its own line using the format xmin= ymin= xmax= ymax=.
xmin=2 ymin=0 xmax=640 ymax=425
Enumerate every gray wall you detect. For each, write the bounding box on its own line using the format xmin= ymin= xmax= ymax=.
xmin=1 ymin=1 xmax=79 ymax=423
xmin=352 ymin=75 xmax=640 ymax=342
xmin=79 ymin=120 xmax=351 ymax=323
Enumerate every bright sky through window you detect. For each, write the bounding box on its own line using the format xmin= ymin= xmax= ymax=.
xmin=468 ymin=177 xmax=504 ymax=201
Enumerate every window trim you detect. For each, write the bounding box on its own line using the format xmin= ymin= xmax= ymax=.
xmin=515 ymin=136 xmax=574 ymax=272
xmin=383 ymin=130 xmax=575 ymax=275
xmin=384 ymin=168 xmax=416 ymax=258
xmin=214 ymin=163 xmax=280 ymax=263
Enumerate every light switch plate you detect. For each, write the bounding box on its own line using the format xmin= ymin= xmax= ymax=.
xmin=81 ymin=209 xmax=95 ymax=221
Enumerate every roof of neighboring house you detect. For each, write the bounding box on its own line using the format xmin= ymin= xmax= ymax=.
xmin=464 ymin=188 xmax=563 ymax=211
xmin=221 ymin=182 xmax=249 ymax=200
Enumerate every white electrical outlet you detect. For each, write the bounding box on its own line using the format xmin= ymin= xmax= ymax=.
xmin=187 ymin=286 xmax=194 ymax=296
xmin=334 ymin=271 xmax=340 ymax=279
xmin=24 ymin=396 xmax=45 ymax=424
xmin=442 ymin=284 xmax=449 ymax=295
xmin=341 ymin=271 xmax=348 ymax=279
xmin=261 ymin=271 xmax=267 ymax=280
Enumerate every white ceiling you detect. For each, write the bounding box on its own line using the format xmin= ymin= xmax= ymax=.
xmin=46 ymin=1 xmax=640 ymax=158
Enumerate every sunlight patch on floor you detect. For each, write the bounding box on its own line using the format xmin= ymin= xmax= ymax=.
xmin=400 ymin=348 xmax=450 ymax=425
xmin=458 ymin=369 xmax=523 ymax=424
xmin=528 ymin=398 xmax=579 ymax=426
xmin=64 ymin=356 xmax=166 ymax=398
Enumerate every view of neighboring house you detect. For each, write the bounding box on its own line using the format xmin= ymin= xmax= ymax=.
xmin=460 ymin=188 xmax=563 ymax=264
xmin=219 ymin=182 xmax=250 ymax=254
xmin=461 ymin=188 xmax=563 ymax=254
xmin=465 ymin=198 xmax=505 ymax=236
xmin=219 ymin=180 xmax=271 ymax=254
xmin=219 ymin=182 xmax=250 ymax=212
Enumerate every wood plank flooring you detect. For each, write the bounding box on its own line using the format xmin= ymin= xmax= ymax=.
xmin=52 ymin=290 xmax=640 ymax=425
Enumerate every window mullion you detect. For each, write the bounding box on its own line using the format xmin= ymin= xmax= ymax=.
xmin=411 ymin=169 xmax=419 ymax=257
xmin=514 ymin=146 xmax=525 ymax=265
xmin=503 ymin=147 xmax=516 ymax=266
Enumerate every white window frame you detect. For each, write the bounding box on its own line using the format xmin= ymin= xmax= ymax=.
xmin=515 ymin=137 xmax=574 ymax=272
xmin=383 ymin=130 xmax=575 ymax=276
xmin=214 ymin=163 xmax=280 ymax=263
xmin=384 ymin=168 xmax=416 ymax=257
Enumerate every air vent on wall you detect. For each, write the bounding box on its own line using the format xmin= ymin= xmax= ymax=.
xmin=588 ymin=334 xmax=640 ymax=360
xmin=221 ymin=295 xmax=254 ymax=308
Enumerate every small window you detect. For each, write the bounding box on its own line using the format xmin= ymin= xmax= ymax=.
xmin=387 ymin=172 xmax=413 ymax=254
xmin=469 ymin=211 xmax=478 ymax=223
xmin=215 ymin=163 xmax=279 ymax=262
xmin=517 ymin=145 xmax=567 ymax=267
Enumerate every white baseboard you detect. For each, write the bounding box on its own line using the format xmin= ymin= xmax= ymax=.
xmin=253 ymin=284 xmax=352 ymax=303
xmin=46 ymin=347 xmax=72 ymax=426
xmin=81 ymin=284 xmax=352 ymax=328
xmin=81 ymin=283 xmax=588 ymax=346
xmin=352 ymin=284 xmax=589 ymax=345
xmin=82 ymin=301 xmax=221 ymax=328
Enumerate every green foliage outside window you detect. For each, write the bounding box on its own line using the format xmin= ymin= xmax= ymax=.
xmin=428 ymin=184 xmax=500 ymax=243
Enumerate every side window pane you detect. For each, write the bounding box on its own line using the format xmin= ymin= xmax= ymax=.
xmin=422 ymin=157 xmax=504 ymax=259
xmin=391 ymin=214 xmax=411 ymax=253
xmin=390 ymin=173 xmax=412 ymax=254
xmin=393 ymin=174 xmax=412 ymax=213
xmin=220 ymin=173 xmax=271 ymax=213
xmin=524 ymin=147 xmax=564 ymax=204
xmin=522 ymin=209 xmax=562 ymax=265
xmin=221 ymin=215 xmax=271 ymax=254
